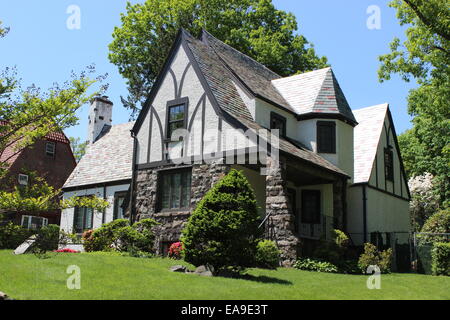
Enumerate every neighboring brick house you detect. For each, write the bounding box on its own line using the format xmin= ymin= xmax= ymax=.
xmin=0 ymin=120 xmax=76 ymax=227
xmin=60 ymin=29 xmax=411 ymax=266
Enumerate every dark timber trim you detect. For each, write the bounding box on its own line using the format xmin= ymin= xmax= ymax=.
xmin=297 ymin=112 xmax=358 ymax=127
xmin=350 ymin=182 xmax=410 ymax=201
xmin=62 ymin=178 xmax=131 ymax=193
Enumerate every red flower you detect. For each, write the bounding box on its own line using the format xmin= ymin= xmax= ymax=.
xmin=54 ymin=248 xmax=80 ymax=253
xmin=168 ymin=242 xmax=184 ymax=259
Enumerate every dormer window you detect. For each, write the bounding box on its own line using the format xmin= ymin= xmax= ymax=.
xmin=165 ymin=97 xmax=188 ymax=141
xmin=270 ymin=112 xmax=286 ymax=137
xmin=317 ymin=121 xmax=336 ymax=154
xmin=384 ymin=146 xmax=394 ymax=181
xmin=45 ymin=141 xmax=56 ymax=157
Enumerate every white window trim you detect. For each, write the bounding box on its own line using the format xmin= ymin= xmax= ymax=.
xmin=21 ymin=215 xmax=48 ymax=230
xmin=45 ymin=141 xmax=56 ymax=157
xmin=18 ymin=174 xmax=29 ymax=186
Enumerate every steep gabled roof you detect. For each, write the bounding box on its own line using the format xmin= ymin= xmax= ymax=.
xmin=272 ymin=67 xmax=357 ymax=125
xmin=353 ymin=103 xmax=388 ymax=183
xmin=200 ymin=30 xmax=294 ymax=114
xmin=63 ymin=122 xmax=134 ymax=189
xmin=133 ymin=29 xmax=350 ymax=178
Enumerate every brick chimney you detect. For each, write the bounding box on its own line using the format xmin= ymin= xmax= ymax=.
xmin=87 ymin=96 xmax=113 ymax=145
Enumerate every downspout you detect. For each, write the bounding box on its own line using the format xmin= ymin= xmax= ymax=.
xmin=362 ymin=184 xmax=368 ymax=243
xmin=129 ymin=131 xmax=138 ymax=224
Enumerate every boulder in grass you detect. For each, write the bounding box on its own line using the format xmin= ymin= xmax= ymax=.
xmin=169 ymin=265 xmax=187 ymax=273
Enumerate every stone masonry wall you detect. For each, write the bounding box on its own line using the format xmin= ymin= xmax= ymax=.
xmin=265 ymin=157 xmax=299 ymax=267
xmin=134 ymin=161 xmax=230 ymax=254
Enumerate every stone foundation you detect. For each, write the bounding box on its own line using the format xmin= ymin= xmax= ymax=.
xmin=134 ymin=161 xmax=230 ymax=254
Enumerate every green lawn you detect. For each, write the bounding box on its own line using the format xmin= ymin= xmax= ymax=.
xmin=0 ymin=250 xmax=448 ymax=300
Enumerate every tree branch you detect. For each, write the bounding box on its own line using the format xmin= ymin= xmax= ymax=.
xmin=403 ymin=0 xmax=450 ymax=41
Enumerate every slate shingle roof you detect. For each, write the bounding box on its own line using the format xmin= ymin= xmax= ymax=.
xmin=63 ymin=122 xmax=134 ymax=189
xmin=353 ymin=103 xmax=388 ymax=183
xmin=183 ymin=30 xmax=349 ymax=177
xmin=272 ymin=68 xmax=357 ymax=124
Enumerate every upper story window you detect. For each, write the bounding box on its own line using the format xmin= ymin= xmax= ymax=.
xmin=270 ymin=112 xmax=286 ymax=137
xmin=45 ymin=141 xmax=56 ymax=157
xmin=317 ymin=121 xmax=336 ymax=154
xmin=166 ymin=97 xmax=188 ymax=141
xmin=384 ymin=147 xmax=394 ymax=181
xmin=158 ymin=168 xmax=192 ymax=211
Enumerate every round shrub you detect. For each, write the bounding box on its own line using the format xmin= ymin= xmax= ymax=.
xmin=358 ymin=243 xmax=392 ymax=274
xmin=168 ymin=242 xmax=184 ymax=259
xmin=82 ymin=218 xmax=158 ymax=253
xmin=420 ymin=209 xmax=450 ymax=243
xmin=0 ymin=222 xmax=34 ymax=249
xmin=431 ymin=242 xmax=450 ymax=276
xmin=33 ymin=224 xmax=60 ymax=252
xmin=182 ymin=169 xmax=261 ymax=273
xmin=255 ymin=240 xmax=280 ymax=269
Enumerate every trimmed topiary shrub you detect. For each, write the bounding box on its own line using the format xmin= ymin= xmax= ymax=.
xmin=294 ymin=258 xmax=338 ymax=273
xmin=431 ymin=242 xmax=450 ymax=276
xmin=182 ymin=169 xmax=261 ymax=273
xmin=255 ymin=240 xmax=280 ymax=269
xmin=358 ymin=243 xmax=392 ymax=274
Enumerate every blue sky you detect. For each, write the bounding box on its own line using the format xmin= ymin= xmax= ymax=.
xmin=0 ymin=0 xmax=417 ymax=141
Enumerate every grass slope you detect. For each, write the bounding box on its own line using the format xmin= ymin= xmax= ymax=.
xmin=0 ymin=250 xmax=448 ymax=300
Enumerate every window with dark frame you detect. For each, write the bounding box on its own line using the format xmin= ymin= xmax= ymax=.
xmin=165 ymin=98 xmax=188 ymax=141
xmin=45 ymin=141 xmax=56 ymax=157
xmin=301 ymin=190 xmax=321 ymax=224
xmin=317 ymin=121 xmax=336 ymax=154
xmin=384 ymin=147 xmax=394 ymax=181
xmin=159 ymin=168 xmax=192 ymax=211
xmin=270 ymin=112 xmax=286 ymax=137
xmin=113 ymin=192 xmax=127 ymax=220
xmin=73 ymin=205 xmax=94 ymax=233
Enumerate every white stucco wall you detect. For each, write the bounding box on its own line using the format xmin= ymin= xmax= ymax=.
xmin=297 ymin=118 xmax=354 ymax=179
xmin=232 ymin=165 xmax=266 ymax=218
xmin=347 ymin=185 xmax=410 ymax=245
xmin=368 ymin=115 xmax=409 ymax=199
xmin=60 ymin=183 xmax=129 ymax=233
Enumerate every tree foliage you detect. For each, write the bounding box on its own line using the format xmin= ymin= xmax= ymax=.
xmin=69 ymin=137 xmax=87 ymax=163
xmin=182 ymin=169 xmax=261 ymax=273
xmin=379 ymin=0 xmax=449 ymax=207
xmin=0 ymin=171 xmax=109 ymax=213
xmin=108 ymin=0 xmax=328 ymax=118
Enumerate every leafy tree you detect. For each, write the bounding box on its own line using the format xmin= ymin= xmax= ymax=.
xmin=0 ymin=20 xmax=9 ymax=38
xmin=182 ymin=169 xmax=261 ymax=273
xmin=378 ymin=0 xmax=449 ymax=207
xmin=408 ymin=173 xmax=440 ymax=231
xmin=0 ymin=21 xmax=109 ymax=215
xmin=0 ymin=171 xmax=109 ymax=214
xmin=69 ymin=137 xmax=87 ymax=162
xmin=109 ymin=0 xmax=328 ymax=118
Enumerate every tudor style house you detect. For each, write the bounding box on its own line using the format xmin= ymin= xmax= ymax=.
xmin=59 ymin=97 xmax=134 ymax=234
xmin=0 ymin=120 xmax=76 ymax=227
xmin=60 ymin=29 xmax=410 ymax=266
